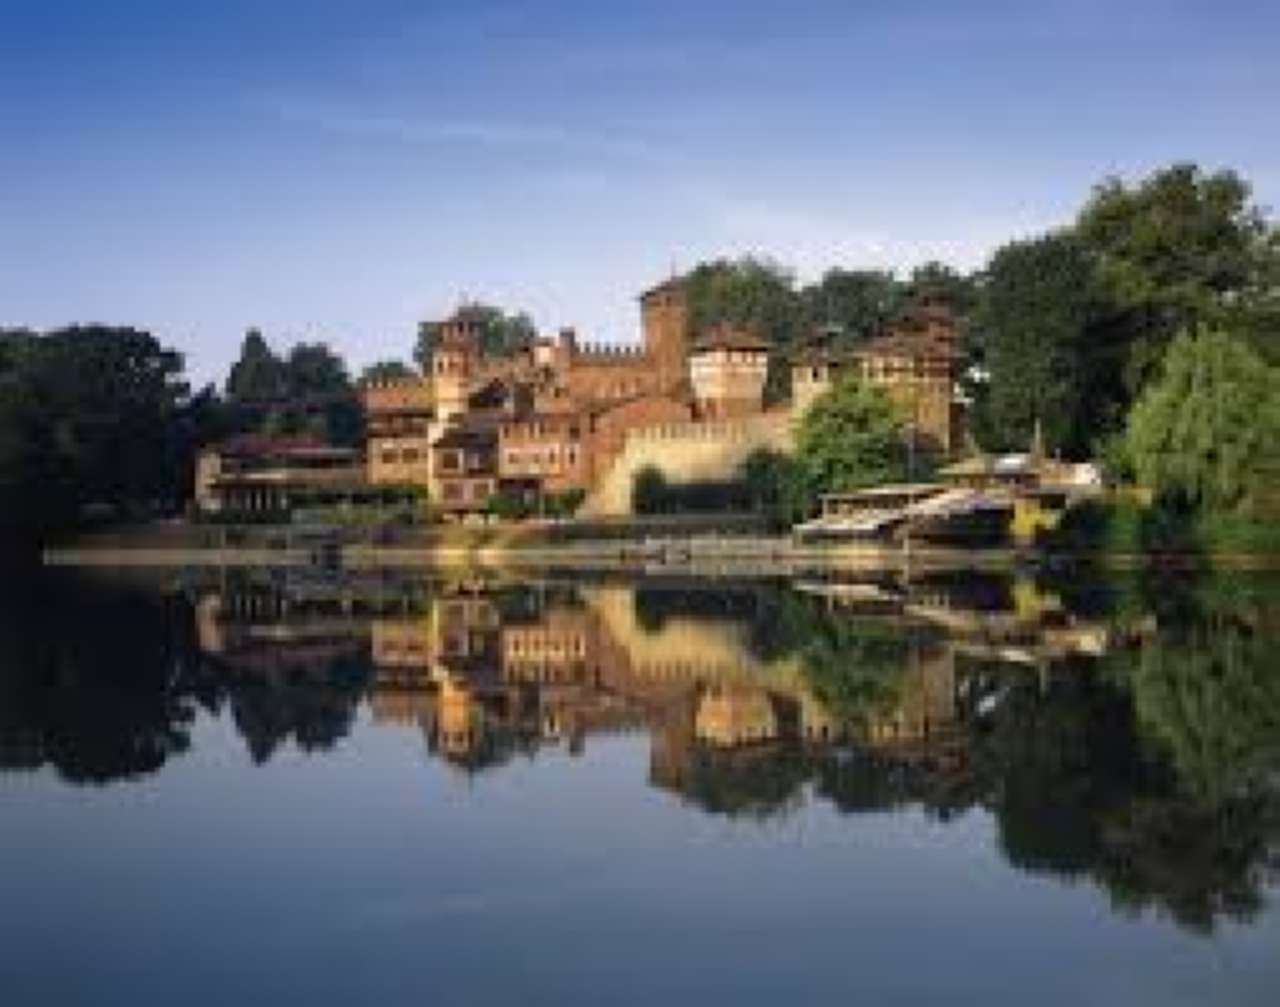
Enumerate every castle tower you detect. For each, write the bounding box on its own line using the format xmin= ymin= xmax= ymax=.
xmin=688 ymin=323 xmax=769 ymax=419
xmin=639 ymin=277 xmax=688 ymax=393
xmin=790 ymin=326 xmax=850 ymax=416
xmin=431 ymin=313 xmax=482 ymax=421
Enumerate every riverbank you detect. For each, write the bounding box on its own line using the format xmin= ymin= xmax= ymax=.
xmin=41 ymin=518 xmax=1280 ymax=574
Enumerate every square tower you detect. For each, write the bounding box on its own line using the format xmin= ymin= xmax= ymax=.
xmin=639 ymin=277 xmax=688 ymax=393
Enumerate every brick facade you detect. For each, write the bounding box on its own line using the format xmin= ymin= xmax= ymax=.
xmin=361 ymin=279 xmax=965 ymax=514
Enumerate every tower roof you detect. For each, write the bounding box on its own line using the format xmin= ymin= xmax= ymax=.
xmin=691 ymin=323 xmax=770 ymax=353
xmin=638 ymin=275 xmax=686 ymax=301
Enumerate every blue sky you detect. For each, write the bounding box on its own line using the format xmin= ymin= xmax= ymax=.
xmin=2 ymin=1 xmax=1278 ymax=386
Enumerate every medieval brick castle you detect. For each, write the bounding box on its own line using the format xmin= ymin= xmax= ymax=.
xmin=362 ymin=275 xmax=963 ymax=516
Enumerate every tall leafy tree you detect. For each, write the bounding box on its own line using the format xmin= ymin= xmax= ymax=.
xmin=1126 ymin=328 xmax=1280 ymax=514
xmin=225 ymin=328 xmax=285 ymax=403
xmin=1076 ymin=163 xmax=1274 ymax=393
xmin=974 ymin=231 xmax=1109 ymax=456
xmin=284 ymin=342 xmax=350 ymax=397
xmin=798 ymin=268 xmax=904 ymax=348
xmin=0 ymin=326 xmax=192 ymax=545
xmin=223 ymin=333 xmax=362 ymax=446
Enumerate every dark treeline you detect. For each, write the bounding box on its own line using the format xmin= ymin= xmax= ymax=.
xmin=0 ymin=325 xmax=365 ymax=552
xmin=0 ymin=326 xmax=204 ymax=548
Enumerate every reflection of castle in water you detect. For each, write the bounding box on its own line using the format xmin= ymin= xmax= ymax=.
xmin=193 ymin=572 xmax=1114 ymax=792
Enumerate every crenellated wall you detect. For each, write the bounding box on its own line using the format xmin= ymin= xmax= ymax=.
xmin=581 ymin=409 xmax=794 ymax=516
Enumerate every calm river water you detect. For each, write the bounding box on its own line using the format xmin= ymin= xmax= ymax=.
xmin=2 ymin=567 xmax=1278 ymax=1005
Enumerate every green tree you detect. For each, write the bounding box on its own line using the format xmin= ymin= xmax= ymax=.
xmin=740 ymin=448 xmax=811 ymax=528
xmin=1133 ymin=620 xmax=1280 ymax=808
xmin=632 ymin=465 xmax=669 ymax=515
xmin=283 ymin=342 xmax=350 ymax=397
xmin=906 ymin=260 xmax=979 ymax=317
xmin=223 ymin=334 xmax=362 ymax=446
xmin=1126 ymin=329 xmax=1280 ymax=513
xmin=225 ymin=328 xmax=285 ymax=402
xmin=795 ymin=376 xmax=907 ymax=494
xmin=0 ymin=326 xmax=192 ymax=545
xmin=414 ymin=303 xmax=536 ymax=368
xmin=975 ymin=231 xmax=1109 ymax=456
xmin=284 ymin=342 xmax=363 ymax=446
xmin=798 ymin=268 xmax=904 ymax=348
xmin=1076 ymin=163 xmax=1275 ymax=393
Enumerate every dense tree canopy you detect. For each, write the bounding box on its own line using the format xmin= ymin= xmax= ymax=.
xmin=1 ymin=323 xmax=372 ymax=548
xmin=0 ymin=326 xmax=193 ymax=544
xmin=974 ymin=231 xmax=1110 ymax=457
xmin=414 ymin=302 xmax=536 ymax=368
xmin=1126 ymin=329 xmax=1280 ymax=514
xmin=224 ymin=330 xmax=362 ymax=446
xmin=740 ymin=448 xmax=810 ymax=528
xmin=799 ymin=268 xmax=903 ymax=348
xmin=794 ymin=376 xmax=908 ymax=494
xmin=1077 ymin=164 xmax=1275 ymax=390
xmin=225 ymin=328 xmax=285 ymax=402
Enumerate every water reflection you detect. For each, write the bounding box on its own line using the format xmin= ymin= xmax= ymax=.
xmin=2 ymin=567 xmax=1278 ymax=935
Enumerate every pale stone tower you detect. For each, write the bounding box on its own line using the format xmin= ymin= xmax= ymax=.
xmin=688 ymin=323 xmax=769 ymax=419
xmin=431 ymin=313 xmax=482 ymax=422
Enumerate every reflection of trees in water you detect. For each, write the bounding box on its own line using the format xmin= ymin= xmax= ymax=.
xmin=814 ymin=750 xmax=971 ymax=818
xmin=0 ymin=576 xmax=375 ymax=782
xmin=966 ymin=590 xmax=1280 ymax=934
xmin=0 ymin=576 xmax=204 ymax=784
xmin=1111 ymin=605 xmax=1280 ymax=931
xmin=665 ymin=745 xmax=810 ymax=821
xmin=968 ymin=665 xmax=1159 ymax=880
xmin=6 ymin=571 xmax=1279 ymax=936
xmin=1134 ymin=620 xmax=1280 ymax=807
xmin=220 ymin=657 xmax=369 ymax=765
xmin=657 ymin=574 xmax=1280 ymax=935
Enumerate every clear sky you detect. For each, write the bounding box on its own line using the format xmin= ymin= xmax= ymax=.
xmin=2 ymin=0 xmax=1277 ymax=386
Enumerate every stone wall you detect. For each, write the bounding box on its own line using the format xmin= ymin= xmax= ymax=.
xmin=582 ymin=410 xmax=794 ymax=516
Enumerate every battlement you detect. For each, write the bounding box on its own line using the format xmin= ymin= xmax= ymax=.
xmin=362 ymin=376 xmax=425 ymax=391
xmin=574 ymin=343 xmax=649 ymax=364
xmin=362 ymin=378 xmax=433 ymax=414
xmin=622 ymin=411 xmax=791 ymax=446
